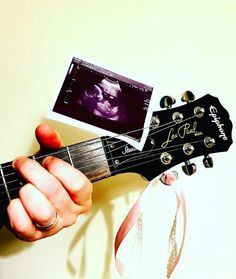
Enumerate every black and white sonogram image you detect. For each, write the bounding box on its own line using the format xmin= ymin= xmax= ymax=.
xmin=52 ymin=57 xmax=153 ymax=141
xmin=78 ymin=77 xmax=127 ymax=122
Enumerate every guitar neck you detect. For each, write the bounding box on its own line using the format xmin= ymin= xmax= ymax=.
xmin=0 ymin=94 xmax=233 ymax=209
xmin=0 ymin=137 xmax=112 ymax=208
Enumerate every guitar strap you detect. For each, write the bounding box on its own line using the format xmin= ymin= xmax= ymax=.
xmin=114 ymin=172 xmax=187 ymax=278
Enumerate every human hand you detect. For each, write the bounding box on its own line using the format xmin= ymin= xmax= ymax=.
xmin=7 ymin=124 xmax=93 ymax=241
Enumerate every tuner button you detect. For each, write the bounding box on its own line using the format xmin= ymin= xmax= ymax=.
xmin=151 ymin=115 xmax=160 ymax=128
xmin=160 ymin=152 xmax=173 ymax=165
xmin=183 ymin=143 xmax=194 ymax=155
xmin=204 ymin=137 xmax=215 ymax=148
xmin=194 ymin=106 xmax=205 ymax=118
xmin=203 ymin=155 xmax=213 ymax=168
xmin=181 ymin=91 xmax=195 ymax=103
xmin=182 ymin=161 xmax=197 ymax=176
xmin=160 ymin=96 xmax=176 ymax=109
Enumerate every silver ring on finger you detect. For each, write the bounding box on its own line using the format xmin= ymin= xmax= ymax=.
xmin=35 ymin=212 xmax=58 ymax=231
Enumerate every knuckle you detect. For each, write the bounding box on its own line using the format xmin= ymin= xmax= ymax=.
xmin=45 ymin=178 xmax=61 ymax=197
xmin=71 ymin=175 xmax=92 ymax=194
xmin=64 ymin=215 xmax=77 ymax=227
xmin=7 ymin=199 xmax=31 ymax=235
xmin=11 ymin=219 xmax=31 ymax=236
xmin=18 ymin=183 xmax=29 ymax=196
xmin=76 ymin=199 xmax=93 ymax=214
xmin=18 ymin=183 xmax=34 ymax=199
xmin=36 ymin=210 xmax=54 ymax=225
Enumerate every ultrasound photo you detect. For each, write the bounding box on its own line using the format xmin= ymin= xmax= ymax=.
xmin=51 ymin=57 xmax=154 ymax=146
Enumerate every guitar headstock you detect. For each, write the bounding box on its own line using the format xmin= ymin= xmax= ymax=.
xmin=106 ymin=93 xmax=233 ymax=181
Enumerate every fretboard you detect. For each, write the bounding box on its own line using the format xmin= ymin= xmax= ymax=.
xmin=0 ymin=137 xmax=111 ymax=209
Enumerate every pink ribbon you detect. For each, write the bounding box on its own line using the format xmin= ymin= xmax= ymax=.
xmin=114 ymin=172 xmax=187 ymax=278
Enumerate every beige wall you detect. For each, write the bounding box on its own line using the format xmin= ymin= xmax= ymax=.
xmin=0 ymin=0 xmax=236 ymax=278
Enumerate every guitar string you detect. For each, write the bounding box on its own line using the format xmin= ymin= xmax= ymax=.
xmin=0 ymin=142 xmax=184 ymax=190
xmin=0 ymin=114 xmax=196 ymax=178
xmin=0 ymin=115 xmax=198 ymax=193
xmin=0 ymin=139 xmax=203 ymax=194
xmin=0 ymin=114 xmax=183 ymax=172
xmin=107 ymin=144 xmax=198 ymax=176
xmin=0 ymin=139 xmax=204 ymax=198
xmin=0 ymin=139 xmax=199 ymax=189
xmin=67 ymin=115 xmax=196 ymax=166
xmin=0 ymin=114 xmax=198 ymax=189
xmin=0 ymin=142 xmax=201 ymax=201
xmin=48 ymin=114 xmax=196 ymax=161
xmin=0 ymin=139 xmax=195 ymax=193
xmin=61 ymin=138 xmax=203 ymax=170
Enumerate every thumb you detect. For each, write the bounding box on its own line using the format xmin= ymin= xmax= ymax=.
xmin=35 ymin=124 xmax=63 ymax=150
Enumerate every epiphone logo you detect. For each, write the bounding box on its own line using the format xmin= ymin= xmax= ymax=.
xmin=161 ymin=122 xmax=203 ymax=148
xmin=209 ymin=105 xmax=228 ymax=140
xmin=122 ymin=146 xmax=136 ymax=155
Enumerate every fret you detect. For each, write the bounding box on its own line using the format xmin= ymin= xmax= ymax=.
xmin=32 ymin=139 xmax=111 ymax=182
xmin=1 ymin=162 xmax=23 ymax=202
xmin=0 ymin=164 xmax=11 ymax=206
xmin=0 ymin=137 xmax=112 ymax=208
xmin=66 ymin=146 xmax=74 ymax=167
xmin=54 ymin=148 xmax=72 ymax=165
xmin=34 ymin=148 xmax=71 ymax=165
xmin=70 ymin=138 xmax=111 ymax=182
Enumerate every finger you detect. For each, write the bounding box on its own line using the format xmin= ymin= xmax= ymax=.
xmin=12 ymin=157 xmax=81 ymax=227
xmin=35 ymin=124 xmax=63 ymax=150
xmin=19 ymin=183 xmax=57 ymax=227
xmin=7 ymin=198 xmax=40 ymax=241
xmin=12 ymin=157 xmax=72 ymax=211
xmin=42 ymin=156 xmax=93 ymax=208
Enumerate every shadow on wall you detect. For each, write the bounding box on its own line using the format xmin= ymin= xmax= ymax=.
xmin=0 ymin=175 xmax=146 ymax=278
xmin=66 ymin=174 xmax=147 ymax=279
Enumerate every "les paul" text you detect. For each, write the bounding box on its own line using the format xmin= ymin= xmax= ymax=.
xmin=161 ymin=122 xmax=202 ymax=148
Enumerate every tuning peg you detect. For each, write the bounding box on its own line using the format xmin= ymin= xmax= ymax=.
xmin=203 ymin=155 xmax=213 ymax=168
xmin=160 ymin=96 xmax=176 ymax=109
xmin=181 ymin=91 xmax=195 ymax=103
xmin=182 ymin=161 xmax=197 ymax=176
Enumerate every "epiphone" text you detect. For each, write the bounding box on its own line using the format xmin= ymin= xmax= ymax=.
xmin=209 ymin=105 xmax=228 ymax=140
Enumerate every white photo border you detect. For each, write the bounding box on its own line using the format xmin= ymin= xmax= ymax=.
xmin=48 ymin=56 xmax=159 ymax=150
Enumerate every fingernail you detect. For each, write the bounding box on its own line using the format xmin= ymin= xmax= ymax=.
xmin=12 ymin=156 xmax=26 ymax=169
